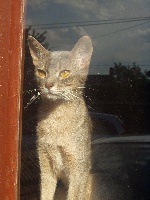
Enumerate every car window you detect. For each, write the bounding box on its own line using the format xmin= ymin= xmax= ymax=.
xmin=91 ymin=117 xmax=118 ymax=137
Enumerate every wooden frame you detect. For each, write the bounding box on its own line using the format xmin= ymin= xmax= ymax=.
xmin=0 ymin=0 xmax=24 ymax=199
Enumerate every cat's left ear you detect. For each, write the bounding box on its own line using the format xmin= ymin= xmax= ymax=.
xmin=28 ymin=36 xmax=50 ymax=67
xmin=70 ymin=36 xmax=93 ymax=68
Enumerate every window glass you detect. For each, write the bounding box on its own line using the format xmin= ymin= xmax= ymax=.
xmin=21 ymin=1 xmax=150 ymax=199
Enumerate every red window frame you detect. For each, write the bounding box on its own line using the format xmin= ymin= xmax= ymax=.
xmin=0 ymin=0 xmax=24 ymax=199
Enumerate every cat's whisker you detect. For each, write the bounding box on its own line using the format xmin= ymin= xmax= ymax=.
xmin=67 ymin=91 xmax=77 ymax=101
xmin=61 ymin=92 xmax=72 ymax=101
xmin=67 ymin=91 xmax=82 ymax=101
xmin=24 ymin=92 xmax=42 ymax=109
xmin=82 ymin=94 xmax=94 ymax=110
xmin=24 ymin=88 xmax=43 ymax=95
xmin=64 ymin=96 xmax=71 ymax=101
xmin=83 ymin=94 xmax=93 ymax=102
xmin=70 ymin=93 xmax=79 ymax=100
xmin=77 ymin=86 xmax=85 ymax=89
xmin=54 ymin=90 xmax=64 ymax=93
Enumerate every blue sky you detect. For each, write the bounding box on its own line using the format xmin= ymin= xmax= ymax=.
xmin=25 ymin=0 xmax=150 ymax=74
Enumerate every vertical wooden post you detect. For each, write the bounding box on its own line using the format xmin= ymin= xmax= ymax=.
xmin=0 ymin=0 xmax=24 ymax=199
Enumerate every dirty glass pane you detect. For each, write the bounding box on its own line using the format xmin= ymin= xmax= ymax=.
xmin=21 ymin=1 xmax=150 ymax=199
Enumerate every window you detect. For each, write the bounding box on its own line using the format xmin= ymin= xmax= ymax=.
xmin=21 ymin=1 xmax=150 ymax=199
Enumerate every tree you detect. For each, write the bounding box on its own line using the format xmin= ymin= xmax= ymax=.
xmin=111 ymin=62 xmax=148 ymax=103
xmin=113 ymin=62 xmax=146 ymax=84
xmin=25 ymin=26 xmax=50 ymax=50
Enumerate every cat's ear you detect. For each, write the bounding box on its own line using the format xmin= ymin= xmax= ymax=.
xmin=28 ymin=36 xmax=49 ymax=67
xmin=70 ymin=36 xmax=93 ymax=68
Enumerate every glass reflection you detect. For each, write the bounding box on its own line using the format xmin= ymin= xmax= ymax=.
xmin=21 ymin=0 xmax=150 ymax=199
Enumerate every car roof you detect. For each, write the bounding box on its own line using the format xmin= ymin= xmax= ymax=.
xmin=92 ymin=135 xmax=150 ymax=145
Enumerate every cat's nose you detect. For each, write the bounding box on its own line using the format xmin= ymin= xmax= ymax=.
xmin=45 ymin=82 xmax=54 ymax=90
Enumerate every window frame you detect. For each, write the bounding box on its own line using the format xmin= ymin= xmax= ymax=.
xmin=0 ymin=0 xmax=24 ymax=199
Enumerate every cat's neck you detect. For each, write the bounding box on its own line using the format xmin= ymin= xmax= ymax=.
xmin=38 ymin=96 xmax=86 ymax=121
xmin=41 ymin=96 xmax=85 ymax=110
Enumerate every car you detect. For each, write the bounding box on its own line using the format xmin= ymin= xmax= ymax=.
xmin=90 ymin=112 xmax=125 ymax=140
xmin=20 ymin=134 xmax=150 ymax=200
xmin=91 ymin=135 xmax=150 ymax=200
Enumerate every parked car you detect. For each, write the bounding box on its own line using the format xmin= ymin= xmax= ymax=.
xmin=20 ymin=134 xmax=150 ymax=200
xmin=90 ymin=112 xmax=125 ymax=140
xmin=91 ymin=135 xmax=150 ymax=200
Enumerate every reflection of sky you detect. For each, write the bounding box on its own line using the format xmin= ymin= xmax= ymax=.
xmin=25 ymin=0 xmax=150 ymax=75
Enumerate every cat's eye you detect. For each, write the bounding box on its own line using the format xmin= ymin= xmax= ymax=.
xmin=37 ymin=69 xmax=46 ymax=78
xmin=60 ymin=70 xmax=70 ymax=78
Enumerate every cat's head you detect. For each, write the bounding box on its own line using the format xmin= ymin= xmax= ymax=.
xmin=28 ymin=36 xmax=93 ymax=101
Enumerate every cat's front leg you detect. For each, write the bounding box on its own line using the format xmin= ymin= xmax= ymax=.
xmin=66 ymin=151 xmax=91 ymax=200
xmin=67 ymin=169 xmax=90 ymax=200
xmin=38 ymin=147 xmax=57 ymax=200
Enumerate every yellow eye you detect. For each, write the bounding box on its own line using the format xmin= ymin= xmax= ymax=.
xmin=37 ymin=69 xmax=46 ymax=77
xmin=60 ymin=70 xmax=70 ymax=78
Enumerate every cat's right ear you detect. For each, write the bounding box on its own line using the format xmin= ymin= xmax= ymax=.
xmin=28 ymin=36 xmax=49 ymax=67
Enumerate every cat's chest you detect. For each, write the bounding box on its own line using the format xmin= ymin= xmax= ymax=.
xmin=38 ymin=112 xmax=74 ymax=133
xmin=37 ymin=105 xmax=84 ymax=138
xmin=36 ymin=101 xmax=89 ymax=147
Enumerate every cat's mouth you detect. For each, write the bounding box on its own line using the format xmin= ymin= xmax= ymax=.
xmin=41 ymin=87 xmax=64 ymax=100
xmin=41 ymin=87 xmax=81 ymax=101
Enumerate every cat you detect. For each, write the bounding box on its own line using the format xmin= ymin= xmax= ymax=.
xmin=28 ymin=35 xmax=93 ymax=200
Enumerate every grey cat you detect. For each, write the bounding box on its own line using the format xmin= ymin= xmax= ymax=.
xmin=28 ymin=36 xmax=93 ymax=200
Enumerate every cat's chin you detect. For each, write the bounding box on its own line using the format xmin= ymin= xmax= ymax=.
xmin=43 ymin=93 xmax=63 ymax=101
